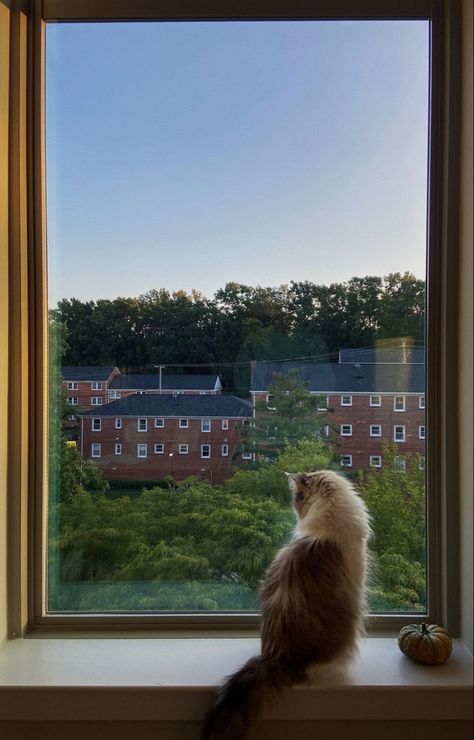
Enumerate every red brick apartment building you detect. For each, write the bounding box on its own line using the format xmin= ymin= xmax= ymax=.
xmin=62 ymin=366 xmax=120 ymax=411
xmin=79 ymin=393 xmax=252 ymax=484
xmin=107 ymin=373 xmax=222 ymax=402
xmin=251 ymin=346 xmax=425 ymax=471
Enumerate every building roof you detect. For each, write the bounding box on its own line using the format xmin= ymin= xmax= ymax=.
xmin=79 ymin=393 xmax=252 ymax=418
xmin=251 ymin=361 xmax=425 ymax=394
xmin=62 ymin=366 xmax=117 ymax=381
xmin=339 ymin=346 xmax=425 ymax=364
xmin=109 ymin=373 xmax=221 ymax=391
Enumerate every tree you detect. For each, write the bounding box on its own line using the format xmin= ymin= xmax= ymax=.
xmin=241 ymin=369 xmax=330 ymax=463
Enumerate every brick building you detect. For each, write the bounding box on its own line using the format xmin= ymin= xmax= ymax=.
xmin=107 ymin=373 xmax=222 ymax=402
xmin=62 ymin=366 xmax=120 ymax=411
xmin=251 ymin=347 xmax=425 ymax=471
xmin=79 ymin=393 xmax=252 ymax=484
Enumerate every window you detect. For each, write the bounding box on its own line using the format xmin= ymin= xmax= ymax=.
xmin=370 ymin=425 xmax=382 ymax=437
xmin=67 ymin=381 xmax=78 ymax=390
xmin=67 ymin=397 xmax=78 ymax=405
xmin=394 ymin=396 xmax=405 ymax=411
xmin=91 ymin=397 xmax=103 ymax=406
xmin=179 ymin=444 xmax=189 ymax=455
xmin=317 ymin=395 xmax=329 ymax=411
xmin=154 ymin=444 xmax=164 ymax=454
xmin=370 ymin=395 xmax=381 ymax=407
xmin=419 ymin=425 xmax=426 ymax=440
xmin=138 ymin=418 xmax=147 ymax=432
xmin=115 ymin=418 xmax=122 ymax=429
xmin=91 ymin=443 xmax=101 ymax=458
xmin=394 ymin=456 xmax=406 ymax=472
xmin=394 ymin=425 xmax=406 ymax=442
xmin=340 ymin=424 xmax=352 ymax=436
xmin=370 ymin=455 xmax=382 ymax=468
xmin=155 ymin=418 xmax=164 ymax=428
xmin=341 ymin=455 xmax=352 ymax=467
xmin=221 ymin=444 xmax=229 ymax=456
xmin=322 ymin=425 xmax=330 ymax=439
xmin=242 ymin=451 xmax=252 ymax=460
xmin=221 ymin=419 xmax=229 ymax=430
xmin=201 ymin=418 xmax=211 ymax=433
xmin=341 ymin=395 xmax=352 ymax=406
xmin=201 ymin=444 xmax=211 ymax=459
xmin=179 ymin=419 xmax=189 ymax=429
xmin=137 ymin=443 xmax=147 ymax=458
xmin=91 ymin=381 xmax=102 ymax=390
xmin=109 ymin=390 xmax=121 ymax=399
xmin=115 ymin=443 xmax=122 ymax=455
xmin=92 ymin=418 xmax=101 ymax=431
xmin=419 ymin=395 xmax=425 ymax=409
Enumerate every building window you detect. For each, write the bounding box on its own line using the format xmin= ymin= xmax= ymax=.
xmin=115 ymin=418 xmax=122 ymax=429
xmin=419 ymin=425 xmax=426 ymax=440
xmin=137 ymin=443 xmax=147 ymax=458
xmin=154 ymin=418 xmax=164 ymax=428
xmin=341 ymin=455 xmax=352 ymax=467
xmin=91 ymin=443 xmax=101 ymax=458
xmin=394 ymin=395 xmax=405 ymax=411
xmin=138 ymin=418 xmax=147 ymax=432
xmin=221 ymin=444 xmax=229 ymax=456
xmin=91 ymin=381 xmax=102 ymax=390
xmin=109 ymin=390 xmax=121 ymax=399
xmin=201 ymin=444 xmax=211 ymax=459
xmin=340 ymin=424 xmax=352 ymax=436
xmin=67 ymin=397 xmax=78 ymax=405
xmin=341 ymin=395 xmax=352 ymax=406
xmin=67 ymin=381 xmax=78 ymax=390
xmin=221 ymin=419 xmax=229 ymax=430
xmin=394 ymin=425 xmax=406 ymax=442
xmin=370 ymin=455 xmax=382 ymax=467
xmin=67 ymin=415 xmax=76 ymax=421
xmin=370 ymin=395 xmax=381 ymax=407
xmin=115 ymin=443 xmax=122 ymax=456
xmin=201 ymin=418 xmax=211 ymax=433
xmin=394 ymin=456 xmax=406 ymax=472
xmin=419 ymin=395 xmax=425 ymax=409
xmin=154 ymin=444 xmax=164 ymax=454
xmin=322 ymin=425 xmax=330 ymax=439
xmin=91 ymin=397 xmax=103 ymax=406
xmin=317 ymin=395 xmax=329 ymax=411
xmin=92 ymin=418 xmax=101 ymax=432
xmin=370 ymin=424 xmax=382 ymax=437
xmin=242 ymin=451 xmax=252 ymax=460
xmin=179 ymin=444 xmax=189 ymax=455
xmin=179 ymin=419 xmax=189 ymax=429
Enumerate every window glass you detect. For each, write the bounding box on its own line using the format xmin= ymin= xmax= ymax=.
xmin=47 ymin=20 xmax=428 ymax=615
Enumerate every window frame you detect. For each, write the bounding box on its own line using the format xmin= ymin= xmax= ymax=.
xmin=393 ymin=424 xmax=406 ymax=442
xmin=91 ymin=418 xmax=101 ymax=432
xmin=115 ymin=443 xmax=122 ymax=456
xmin=340 ymin=394 xmax=352 ymax=406
xmin=154 ymin=443 xmax=164 ymax=454
xmin=13 ymin=0 xmax=461 ymax=634
xmin=340 ymin=424 xmax=352 ymax=436
xmin=370 ymin=424 xmax=382 ymax=437
xmin=369 ymin=395 xmax=381 ymax=407
xmin=200 ymin=444 xmax=211 ymax=459
xmin=340 ymin=455 xmax=352 ymax=468
xmin=91 ymin=443 xmax=101 ymax=459
xmin=137 ymin=443 xmax=147 ymax=459
xmin=393 ymin=395 xmax=406 ymax=412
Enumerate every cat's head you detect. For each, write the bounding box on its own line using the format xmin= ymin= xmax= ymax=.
xmin=286 ymin=470 xmax=345 ymax=519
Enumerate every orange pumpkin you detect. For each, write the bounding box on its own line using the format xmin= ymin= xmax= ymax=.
xmin=398 ymin=623 xmax=453 ymax=665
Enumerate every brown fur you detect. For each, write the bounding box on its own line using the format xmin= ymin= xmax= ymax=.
xmin=202 ymin=470 xmax=371 ymax=740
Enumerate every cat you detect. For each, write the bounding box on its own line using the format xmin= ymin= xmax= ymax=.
xmin=202 ymin=469 xmax=372 ymax=740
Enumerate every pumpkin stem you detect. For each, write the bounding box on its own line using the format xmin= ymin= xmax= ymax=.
xmin=421 ymin=623 xmax=428 ymax=633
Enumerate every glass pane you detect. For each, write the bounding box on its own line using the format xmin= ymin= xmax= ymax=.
xmin=46 ymin=20 xmax=429 ymax=614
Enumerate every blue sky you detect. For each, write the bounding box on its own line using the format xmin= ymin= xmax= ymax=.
xmin=46 ymin=21 xmax=429 ymax=305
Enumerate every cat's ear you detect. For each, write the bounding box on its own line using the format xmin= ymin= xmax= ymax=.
xmin=284 ymin=472 xmax=296 ymax=479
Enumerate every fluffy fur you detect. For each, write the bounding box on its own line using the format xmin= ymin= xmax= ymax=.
xmin=202 ymin=470 xmax=371 ymax=740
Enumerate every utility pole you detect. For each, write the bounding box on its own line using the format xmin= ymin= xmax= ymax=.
xmin=155 ymin=365 xmax=165 ymax=393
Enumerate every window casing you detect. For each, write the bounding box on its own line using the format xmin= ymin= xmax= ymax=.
xmin=17 ymin=0 xmax=461 ymax=634
xmin=340 ymin=424 xmax=352 ymax=436
xmin=67 ymin=381 xmax=78 ymax=390
xmin=67 ymin=396 xmax=78 ymax=405
xmin=221 ymin=419 xmax=229 ymax=430
xmin=155 ymin=418 xmax=164 ymax=428
xmin=201 ymin=444 xmax=211 ymax=459
xmin=340 ymin=455 xmax=352 ymax=467
xmin=91 ymin=443 xmax=101 ymax=458
xmin=154 ymin=443 xmax=164 ymax=454
xmin=115 ymin=443 xmax=122 ymax=455
xmin=138 ymin=418 xmax=147 ymax=432
xmin=370 ymin=395 xmax=381 ymax=407
xmin=179 ymin=444 xmax=189 ymax=455
xmin=137 ymin=443 xmax=147 ymax=458
xmin=92 ymin=418 xmax=101 ymax=432
xmin=341 ymin=395 xmax=352 ymax=406
xmin=370 ymin=455 xmax=382 ymax=468
xmin=394 ymin=395 xmax=405 ymax=411
xmin=91 ymin=381 xmax=102 ymax=390
xmin=115 ymin=418 xmax=122 ymax=429
xmin=221 ymin=444 xmax=229 ymax=456
xmin=370 ymin=425 xmax=382 ymax=437
xmin=394 ymin=425 xmax=406 ymax=442
xmin=201 ymin=419 xmax=211 ymax=432
xmin=91 ymin=397 xmax=102 ymax=406
xmin=179 ymin=418 xmax=189 ymax=429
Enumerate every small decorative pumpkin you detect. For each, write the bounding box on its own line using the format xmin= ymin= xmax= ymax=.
xmin=398 ymin=623 xmax=453 ymax=665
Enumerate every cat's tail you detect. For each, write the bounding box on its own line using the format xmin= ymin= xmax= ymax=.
xmin=202 ymin=653 xmax=292 ymax=740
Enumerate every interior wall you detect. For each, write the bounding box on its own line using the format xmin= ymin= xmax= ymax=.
xmin=459 ymin=0 xmax=474 ymax=655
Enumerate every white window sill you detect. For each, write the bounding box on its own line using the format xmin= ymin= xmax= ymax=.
xmin=0 ymin=637 xmax=472 ymax=722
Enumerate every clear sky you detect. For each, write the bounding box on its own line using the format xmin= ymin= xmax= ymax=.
xmin=46 ymin=20 xmax=429 ymax=306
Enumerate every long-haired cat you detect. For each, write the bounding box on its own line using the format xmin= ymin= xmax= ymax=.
xmin=202 ymin=469 xmax=371 ymax=740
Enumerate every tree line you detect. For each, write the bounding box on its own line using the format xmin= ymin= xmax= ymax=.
xmin=53 ymin=273 xmax=425 ymax=378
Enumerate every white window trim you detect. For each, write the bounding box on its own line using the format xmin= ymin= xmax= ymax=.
xmin=67 ymin=397 xmax=78 ymax=405
xmin=221 ymin=419 xmax=229 ymax=430
xmin=154 ymin=418 xmax=164 ymax=428
xmin=241 ymin=451 xmax=252 ymax=460
xmin=154 ymin=444 xmax=164 ymax=454
xmin=91 ymin=381 xmax=102 ymax=390
xmin=201 ymin=418 xmax=211 ymax=433
xmin=91 ymin=443 xmax=101 ymax=458
xmin=201 ymin=444 xmax=211 ymax=459
xmin=370 ymin=425 xmax=382 ymax=437
xmin=92 ymin=418 xmax=101 ymax=432
xmin=340 ymin=455 xmax=352 ymax=467
xmin=109 ymin=390 xmax=121 ymax=399
xmin=137 ymin=418 xmax=147 ymax=432
xmin=179 ymin=419 xmax=189 ymax=429
xmin=340 ymin=424 xmax=352 ymax=436
xmin=419 ymin=425 xmax=426 ymax=439
xmin=67 ymin=381 xmax=78 ymax=390
xmin=115 ymin=443 xmax=122 ymax=456
xmin=137 ymin=444 xmax=147 ymax=459
xmin=179 ymin=444 xmax=189 ymax=455
xmin=419 ymin=395 xmax=426 ymax=409
xmin=370 ymin=395 xmax=381 ymax=407
xmin=221 ymin=444 xmax=229 ymax=456
xmin=341 ymin=395 xmax=352 ymax=406
xmin=115 ymin=418 xmax=122 ymax=429
xmin=394 ymin=425 xmax=406 ymax=442
xmin=370 ymin=455 xmax=382 ymax=468
xmin=91 ymin=397 xmax=103 ymax=406
xmin=393 ymin=395 xmax=406 ymax=412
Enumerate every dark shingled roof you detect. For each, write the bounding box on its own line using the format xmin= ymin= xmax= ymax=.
xmin=109 ymin=373 xmax=220 ymax=391
xmin=79 ymin=393 xmax=252 ymax=418
xmin=339 ymin=347 xmax=425 ymax=364
xmin=62 ymin=366 xmax=117 ymax=381
xmin=251 ymin=361 xmax=425 ymax=394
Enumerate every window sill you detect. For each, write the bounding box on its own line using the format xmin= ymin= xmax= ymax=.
xmin=0 ymin=637 xmax=472 ymax=722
